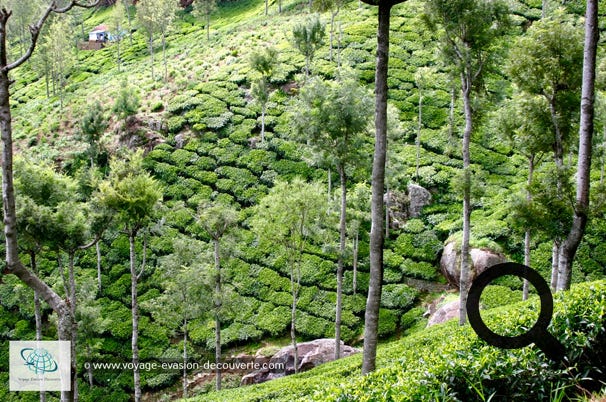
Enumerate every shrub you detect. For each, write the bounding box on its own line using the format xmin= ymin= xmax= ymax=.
xmin=381 ymin=284 xmax=418 ymax=310
xmin=401 ymin=259 xmax=438 ymax=281
xmin=377 ymin=309 xmax=398 ymax=337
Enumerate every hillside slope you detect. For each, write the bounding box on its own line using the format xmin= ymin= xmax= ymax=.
xmin=1 ymin=0 xmax=605 ymax=399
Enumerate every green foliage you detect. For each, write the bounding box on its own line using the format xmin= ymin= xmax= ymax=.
xmin=291 ymin=15 xmax=326 ymax=77
xmin=112 ymin=81 xmax=141 ymax=121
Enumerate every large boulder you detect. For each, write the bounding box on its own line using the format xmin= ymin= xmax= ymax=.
xmin=427 ymin=299 xmax=460 ymax=327
xmin=439 ymin=242 xmax=507 ymax=288
xmin=407 ymin=183 xmax=432 ymax=218
xmin=241 ymin=339 xmax=359 ymax=385
xmin=384 ymin=184 xmax=432 ymax=229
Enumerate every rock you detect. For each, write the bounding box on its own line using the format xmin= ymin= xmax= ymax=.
xmin=241 ymin=338 xmax=359 ymax=386
xmin=175 ymin=133 xmax=185 ymax=149
xmin=427 ymin=299 xmax=460 ymax=327
xmin=384 ymin=190 xmax=409 ymax=229
xmin=439 ymin=242 xmax=507 ymax=288
xmin=407 ymin=183 xmax=432 ymax=218
xmin=384 ymin=184 xmax=432 ymax=229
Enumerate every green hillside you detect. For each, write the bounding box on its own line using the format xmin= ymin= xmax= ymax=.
xmin=1 ymin=0 xmax=605 ymax=400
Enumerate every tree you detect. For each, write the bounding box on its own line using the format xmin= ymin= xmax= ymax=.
xmin=112 ymin=80 xmax=140 ymax=126
xmin=157 ymin=0 xmax=178 ymax=81
xmin=424 ymin=0 xmax=510 ymax=326
xmin=291 ymin=77 xmax=372 ymax=358
xmin=110 ymin=0 xmax=125 ymax=72
xmin=250 ymin=179 xmax=326 ymax=374
xmin=313 ymin=0 xmax=345 ymax=62
xmin=149 ymin=236 xmax=210 ymax=399
xmin=47 ymin=16 xmax=76 ymax=107
xmin=98 ymin=150 xmax=163 ymax=402
xmin=122 ymin=0 xmax=134 ymax=46
xmin=291 ymin=15 xmax=326 ymax=80
xmin=497 ymin=95 xmax=551 ymax=299
xmin=558 ymin=0 xmax=598 ymax=291
xmin=196 ymin=201 xmax=238 ymax=391
xmin=136 ymin=0 xmax=159 ymax=80
xmin=508 ymin=13 xmax=583 ymax=290
xmin=358 ymin=0 xmax=406 ymax=375
xmin=250 ymin=47 xmax=277 ymax=142
xmin=194 ymin=0 xmax=216 ymax=41
xmin=0 ymin=2 xmax=99 ymax=402
xmin=79 ymin=100 xmax=108 ymax=167
xmin=414 ymin=67 xmax=435 ymax=180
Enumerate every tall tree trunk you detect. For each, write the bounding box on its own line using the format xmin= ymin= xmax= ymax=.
xmin=162 ymin=32 xmax=167 ymax=81
xmin=129 ymin=231 xmax=141 ymax=402
xmin=447 ymin=85 xmax=456 ymax=156
xmin=2 ymin=26 xmax=75 ymax=400
xmin=458 ymin=73 xmax=472 ymax=326
xmin=353 ymin=229 xmax=359 ymax=295
xmin=206 ymin=13 xmax=210 ymax=41
xmin=31 ymin=251 xmax=46 ymax=402
xmin=261 ymin=103 xmax=266 ymax=142
xmin=213 ymin=239 xmax=222 ymax=391
xmin=522 ymin=154 xmax=535 ymax=301
xmin=550 ymin=240 xmax=560 ymax=291
xmin=97 ymin=241 xmax=102 ymax=292
xmin=558 ymin=0 xmax=598 ymax=291
xmin=68 ymin=252 xmax=78 ymax=402
xmin=265 ymin=0 xmax=268 ymax=16
xmin=182 ymin=319 xmax=188 ymax=398
xmin=329 ymin=10 xmax=339 ymax=62
xmin=362 ymin=0 xmax=392 ymax=375
xmin=416 ymin=83 xmax=423 ymax=180
xmin=148 ymin=33 xmax=154 ymax=81
xmin=335 ymin=165 xmax=346 ymax=359
xmin=124 ymin=0 xmax=133 ymax=46
xmin=289 ymin=250 xmax=300 ymax=374
xmin=86 ymin=344 xmax=93 ymax=388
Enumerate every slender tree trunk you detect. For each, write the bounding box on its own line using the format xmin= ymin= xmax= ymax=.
xmin=447 ymin=86 xmax=456 ymax=156
xmin=335 ymin=165 xmax=347 ymax=359
xmin=558 ymin=0 xmax=598 ymax=291
xmin=206 ymin=13 xmax=210 ymax=41
xmin=86 ymin=344 xmax=93 ymax=388
xmin=182 ymin=320 xmax=188 ymax=398
xmin=353 ymin=229 xmax=359 ymax=295
xmin=328 ymin=167 xmax=332 ymax=202
xmin=384 ymin=181 xmax=389 ymax=238
xmin=117 ymin=38 xmax=121 ymax=73
xmin=124 ymin=0 xmax=133 ymax=46
xmin=279 ymin=0 xmax=282 ymax=14
xmin=96 ymin=241 xmax=102 ymax=292
xmin=31 ymin=251 xmax=46 ymax=402
xmin=261 ymin=103 xmax=266 ymax=142
xmin=2 ymin=28 xmax=75 ymax=399
xmin=522 ymin=155 xmax=535 ymax=301
xmin=362 ymin=0 xmax=392 ymax=375
xmin=213 ymin=239 xmax=222 ymax=391
xmin=542 ymin=0 xmax=548 ymax=18
xmin=550 ymin=240 xmax=560 ymax=291
xmin=329 ymin=10 xmax=339 ymax=62
xmin=162 ymin=32 xmax=167 ymax=81
xmin=148 ymin=33 xmax=154 ymax=81
xmin=129 ymin=231 xmax=141 ymax=402
xmin=416 ymin=84 xmax=423 ymax=180
xmin=289 ymin=251 xmax=300 ymax=374
xmin=600 ymin=123 xmax=606 ymax=185
xmin=458 ymin=73 xmax=472 ymax=326
xmin=68 ymin=252 xmax=79 ymax=402
xmin=265 ymin=0 xmax=268 ymax=16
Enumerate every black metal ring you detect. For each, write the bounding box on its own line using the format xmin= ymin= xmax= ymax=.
xmin=466 ymin=262 xmax=553 ymax=348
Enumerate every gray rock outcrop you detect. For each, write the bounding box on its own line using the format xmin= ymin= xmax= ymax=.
xmin=439 ymin=242 xmax=507 ymax=288
xmin=241 ymin=338 xmax=359 ymax=385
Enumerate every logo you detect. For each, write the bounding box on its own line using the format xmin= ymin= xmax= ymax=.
xmin=20 ymin=347 xmax=59 ymax=374
xmin=9 ymin=341 xmax=71 ymax=392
